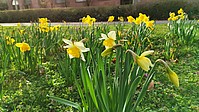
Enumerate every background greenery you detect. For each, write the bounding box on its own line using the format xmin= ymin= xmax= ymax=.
xmin=0 ymin=0 xmax=199 ymax=23
xmin=0 ymin=24 xmax=198 ymax=111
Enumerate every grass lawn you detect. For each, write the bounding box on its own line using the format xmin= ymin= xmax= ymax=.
xmin=0 ymin=23 xmax=198 ymax=112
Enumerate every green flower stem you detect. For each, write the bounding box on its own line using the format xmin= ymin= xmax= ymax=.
xmin=132 ymin=61 xmax=158 ymax=111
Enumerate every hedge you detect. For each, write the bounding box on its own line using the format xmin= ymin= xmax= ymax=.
xmin=0 ymin=0 xmax=198 ymax=23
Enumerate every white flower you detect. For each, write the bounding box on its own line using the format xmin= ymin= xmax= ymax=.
xmin=63 ymin=39 xmax=90 ymax=61
xmin=99 ymin=31 xmax=116 ymax=49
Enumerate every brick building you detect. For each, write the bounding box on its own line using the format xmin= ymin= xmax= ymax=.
xmin=6 ymin=0 xmax=147 ymax=10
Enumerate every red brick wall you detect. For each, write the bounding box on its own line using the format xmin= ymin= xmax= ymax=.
xmin=30 ymin=0 xmax=120 ymax=8
xmin=66 ymin=0 xmax=120 ymax=7
xmin=8 ymin=0 xmax=121 ymax=10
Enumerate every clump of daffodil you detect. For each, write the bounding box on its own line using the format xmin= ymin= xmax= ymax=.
xmin=118 ymin=16 xmax=124 ymax=22
xmin=15 ymin=42 xmax=31 ymax=52
xmin=127 ymin=50 xmax=154 ymax=72
xmin=168 ymin=12 xmax=178 ymax=21
xmin=39 ymin=18 xmax=48 ymax=25
xmin=133 ymin=13 xmax=154 ymax=30
xmin=63 ymin=39 xmax=90 ymax=61
xmin=156 ymin=59 xmax=179 ymax=87
xmin=49 ymin=25 xmax=61 ymax=32
xmin=82 ymin=15 xmax=96 ymax=26
xmin=168 ymin=8 xmax=186 ymax=21
xmin=138 ymin=13 xmax=149 ymax=22
xmin=5 ymin=36 xmax=15 ymax=45
xmin=127 ymin=16 xmax=135 ymax=23
xmin=38 ymin=18 xmax=50 ymax=32
xmin=108 ymin=16 xmax=114 ymax=22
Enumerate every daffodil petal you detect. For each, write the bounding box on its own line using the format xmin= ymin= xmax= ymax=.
xmin=137 ymin=57 xmax=152 ymax=71
xmin=81 ymin=48 xmax=90 ymax=52
xmin=140 ymin=50 xmax=154 ymax=57
xmin=15 ymin=43 xmax=23 ymax=47
xmin=80 ymin=52 xmax=86 ymax=61
xmin=108 ymin=31 xmax=116 ymax=40
xmin=100 ymin=33 xmax=108 ymax=40
xmin=74 ymin=41 xmax=90 ymax=52
xmin=68 ymin=54 xmax=74 ymax=59
xmin=63 ymin=39 xmax=72 ymax=45
xmin=74 ymin=41 xmax=84 ymax=48
xmin=63 ymin=45 xmax=73 ymax=48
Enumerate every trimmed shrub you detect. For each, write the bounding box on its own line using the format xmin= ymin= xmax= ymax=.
xmin=0 ymin=3 xmax=8 ymax=10
xmin=0 ymin=0 xmax=198 ymax=23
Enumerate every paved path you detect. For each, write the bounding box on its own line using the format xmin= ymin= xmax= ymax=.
xmin=0 ymin=20 xmax=168 ymax=26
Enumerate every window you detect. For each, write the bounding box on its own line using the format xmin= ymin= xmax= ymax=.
xmin=24 ymin=0 xmax=31 ymax=5
xmin=55 ymin=0 xmax=65 ymax=3
xmin=76 ymin=0 xmax=86 ymax=2
xmin=12 ymin=0 xmax=19 ymax=5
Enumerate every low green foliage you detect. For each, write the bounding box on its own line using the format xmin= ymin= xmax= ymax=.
xmin=0 ymin=16 xmax=198 ymax=111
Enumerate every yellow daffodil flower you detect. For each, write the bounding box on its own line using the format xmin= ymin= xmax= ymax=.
xmin=179 ymin=15 xmax=185 ymax=20
xmin=108 ymin=16 xmax=114 ymax=22
xmin=19 ymin=30 xmax=25 ymax=35
xmin=138 ymin=13 xmax=148 ymax=22
xmin=15 ymin=42 xmax=31 ymax=52
xmin=145 ymin=20 xmax=154 ymax=30
xmin=82 ymin=15 xmax=96 ymax=26
xmin=178 ymin=8 xmax=184 ymax=15
xmin=118 ymin=16 xmax=124 ymax=22
xmin=54 ymin=25 xmax=60 ymax=31
xmin=168 ymin=12 xmax=176 ymax=21
xmin=134 ymin=17 xmax=142 ymax=25
xmin=118 ymin=31 xmax=121 ymax=37
xmin=63 ymin=39 xmax=90 ymax=61
xmin=172 ymin=16 xmax=179 ymax=21
xmin=169 ymin=12 xmax=175 ymax=18
xmin=39 ymin=18 xmax=48 ymax=24
xmin=17 ymin=23 xmax=21 ymax=27
xmin=128 ymin=50 xmax=154 ymax=72
xmin=100 ymin=31 xmax=116 ymax=49
xmin=127 ymin=16 xmax=135 ymax=23
xmin=5 ymin=36 xmax=15 ymax=45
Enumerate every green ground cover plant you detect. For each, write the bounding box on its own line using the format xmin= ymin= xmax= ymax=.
xmin=0 ymin=8 xmax=198 ymax=112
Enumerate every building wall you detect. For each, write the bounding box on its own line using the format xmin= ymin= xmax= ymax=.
xmin=8 ymin=0 xmax=120 ymax=10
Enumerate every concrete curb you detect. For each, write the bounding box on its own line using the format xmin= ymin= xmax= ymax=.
xmin=0 ymin=20 xmax=168 ymax=26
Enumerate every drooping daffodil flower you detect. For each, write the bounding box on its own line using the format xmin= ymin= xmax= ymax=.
xmin=167 ymin=68 xmax=179 ymax=87
xmin=127 ymin=50 xmax=154 ymax=72
xmin=63 ymin=39 xmax=90 ymax=61
xmin=156 ymin=59 xmax=179 ymax=87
